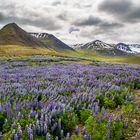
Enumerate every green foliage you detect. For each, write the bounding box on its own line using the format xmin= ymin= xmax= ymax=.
xmin=60 ymin=110 xmax=79 ymax=132
xmin=80 ymin=109 xmax=91 ymax=124
xmin=110 ymin=121 xmax=124 ymax=140
xmin=114 ymin=96 xmax=123 ymax=106
xmin=37 ymin=94 xmax=42 ymax=102
xmin=71 ymin=134 xmax=83 ymax=140
xmin=20 ymin=118 xmax=29 ymax=128
xmin=85 ymin=116 xmax=106 ymax=140
xmin=0 ymin=113 xmax=5 ymax=131
xmin=134 ymin=82 xmax=140 ymax=89
xmin=85 ymin=115 xmax=127 ymax=140
xmin=2 ymin=120 xmax=12 ymax=133
xmin=104 ymin=98 xmax=116 ymax=109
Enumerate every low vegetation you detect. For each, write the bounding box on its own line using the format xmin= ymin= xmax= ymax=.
xmin=0 ymin=62 xmax=140 ymax=139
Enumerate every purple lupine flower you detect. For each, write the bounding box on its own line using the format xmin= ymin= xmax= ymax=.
xmin=58 ymin=119 xmax=61 ymax=129
xmin=101 ymin=107 xmax=106 ymax=114
xmin=106 ymin=121 xmax=111 ymax=129
xmin=95 ymin=104 xmax=99 ymax=113
xmin=136 ymin=106 xmax=139 ymax=113
xmin=93 ymin=112 xmax=97 ymax=121
xmin=43 ymin=124 xmax=47 ymax=134
xmin=117 ymin=105 xmax=120 ymax=110
xmin=83 ymin=135 xmax=87 ymax=140
xmin=123 ymin=118 xmax=128 ymax=128
xmin=14 ymin=134 xmax=18 ymax=140
xmin=11 ymin=130 xmax=15 ymax=140
xmin=106 ymin=129 xmax=110 ymax=140
xmin=51 ymin=125 xmax=55 ymax=134
xmin=106 ymin=113 xmax=113 ymax=120
xmin=17 ymin=126 xmax=22 ymax=138
xmin=46 ymin=134 xmax=50 ymax=140
xmin=82 ymin=128 xmax=86 ymax=135
xmin=75 ymin=125 xmax=79 ymax=135
xmin=29 ymin=134 xmax=33 ymax=140
xmin=128 ymin=110 xmax=132 ymax=117
xmin=87 ymin=134 xmax=92 ymax=140
xmin=12 ymin=122 xmax=16 ymax=129
xmin=40 ymin=125 xmax=44 ymax=135
xmin=0 ymin=103 xmax=2 ymax=112
xmin=66 ymin=135 xmax=70 ymax=140
xmin=55 ymin=136 xmax=58 ymax=140
xmin=100 ymin=113 xmax=103 ymax=121
xmin=17 ymin=112 xmax=21 ymax=121
xmin=60 ymin=130 xmax=64 ymax=138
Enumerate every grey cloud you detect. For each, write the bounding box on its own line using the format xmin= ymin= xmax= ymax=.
xmin=69 ymin=27 xmax=80 ymax=34
xmin=73 ymin=16 xmax=102 ymax=26
xmin=52 ymin=1 xmax=61 ymax=6
xmin=57 ymin=13 xmax=68 ymax=21
xmin=98 ymin=0 xmax=132 ymax=15
xmin=0 ymin=11 xmax=62 ymax=31
xmin=0 ymin=12 xmax=4 ymax=20
xmin=98 ymin=0 xmax=140 ymax=23
xmin=127 ymin=8 xmax=140 ymax=22
xmin=18 ymin=17 xmax=62 ymax=31
xmin=73 ymin=16 xmax=123 ymax=30
xmin=100 ymin=22 xmax=123 ymax=30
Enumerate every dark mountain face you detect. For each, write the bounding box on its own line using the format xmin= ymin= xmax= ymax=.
xmin=0 ymin=23 xmax=49 ymax=48
xmin=30 ymin=33 xmax=75 ymax=51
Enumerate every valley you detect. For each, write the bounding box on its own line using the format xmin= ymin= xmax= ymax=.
xmin=0 ymin=23 xmax=140 ymax=140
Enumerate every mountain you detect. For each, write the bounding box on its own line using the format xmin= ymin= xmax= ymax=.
xmin=129 ymin=44 xmax=140 ymax=53
xmin=0 ymin=23 xmax=49 ymax=48
xmin=115 ymin=43 xmax=132 ymax=53
xmin=71 ymin=43 xmax=84 ymax=49
xmin=80 ymin=40 xmax=113 ymax=50
xmin=72 ymin=40 xmax=140 ymax=55
xmin=29 ymin=32 xmax=74 ymax=51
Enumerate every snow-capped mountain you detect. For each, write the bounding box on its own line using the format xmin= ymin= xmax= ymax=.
xmin=81 ymin=40 xmax=113 ymax=50
xmin=71 ymin=40 xmax=140 ymax=54
xmin=29 ymin=32 xmax=74 ymax=51
xmin=129 ymin=44 xmax=140 ymax=53
xmin=115 ymin=43 xmax=132 ymax=53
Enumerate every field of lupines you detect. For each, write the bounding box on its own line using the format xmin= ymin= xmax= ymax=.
xmin=0 ymin=61 xmax=140 ymax=140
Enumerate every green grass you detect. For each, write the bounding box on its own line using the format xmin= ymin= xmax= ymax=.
xmin=0 ymin=45 xmax=56 ymax=58
xmin=0 ymin=45 xmax=140 ymax=65
xmin=62 ymin=49 xmax=140 ymax=65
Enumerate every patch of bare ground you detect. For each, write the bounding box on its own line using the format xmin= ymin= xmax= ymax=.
xmin=125 ymin=90 xmax=140 ymax=140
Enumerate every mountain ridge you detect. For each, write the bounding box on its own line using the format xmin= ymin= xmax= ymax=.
xmin=72 ymin=40 xmax=140 ymax=54
xmin=0 ymin=23 xmax=74 ymax=52
xmin=0 ymin=23 xmax=49 ymax=48
xmin=29 ymin=32 xmax=75 ymax=51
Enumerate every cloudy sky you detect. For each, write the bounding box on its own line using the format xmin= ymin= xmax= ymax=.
xmin=0 ymin=0 xmax=140 ymax=44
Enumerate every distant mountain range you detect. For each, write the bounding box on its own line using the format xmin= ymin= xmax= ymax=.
xmin=0 ymin=23 xmax=140 ymax=56
xmin=72 ymin=40 xmax=140 ymax=55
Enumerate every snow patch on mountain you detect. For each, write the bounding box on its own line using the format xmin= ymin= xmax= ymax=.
xmin=81 ymin=40 xmax=113 ymax=50
xmin=115 ymin=43 xmax=132 ymax=53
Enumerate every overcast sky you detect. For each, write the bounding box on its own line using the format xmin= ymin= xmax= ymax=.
xmin=0 ymin=0 xmax=140 ymax=44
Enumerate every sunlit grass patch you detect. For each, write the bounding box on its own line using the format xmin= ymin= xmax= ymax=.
xmin=0 ymin=45 xmax=56 ymax=57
